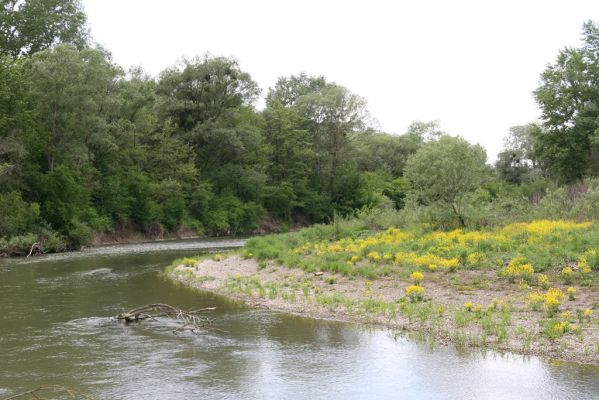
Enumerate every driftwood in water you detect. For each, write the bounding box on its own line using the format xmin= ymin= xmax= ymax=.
xmin=1 ymin=385 xmax=95 ymax=400
xmin=26 ymin=242 xmax=42 ymax=258
xmin=115 ymin=303 xmax=216 ymax=334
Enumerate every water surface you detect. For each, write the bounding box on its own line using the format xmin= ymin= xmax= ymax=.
xmin=1 ymin=238 xmax=598 ymax=399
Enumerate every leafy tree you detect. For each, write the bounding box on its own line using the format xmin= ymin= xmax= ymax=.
xmin=534 ymin=20 xmax=599 ymax=183
xmin=262 ymin=103 xmax=313 ymax=183
xmin=406 ymin=120 xmax=445 ymax=142
xmin=26 ymin=44 xmax=120 ymax=172
xmin=404 ymin=136 xmax=489 ymax=226
xmin=0 ymin=0 xmax=88 ymax=57
xmin=156 ymin=55 xmax=260 ymax=133
xmin=496 ymin=124 xmax=544 ymax=184
xmin=353 ymin=130 xmax=422 ymax=176
xmin=0 ymin=55 xmax=29 ymax=188
xmin=266 ymin=73 xmax=328 ymax=107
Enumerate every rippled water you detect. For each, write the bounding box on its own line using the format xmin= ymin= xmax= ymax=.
xmin=0 ymin=238 xmax=598 ymax=399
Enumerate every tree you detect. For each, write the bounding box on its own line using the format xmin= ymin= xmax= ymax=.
xmin=353 ymin=130 xmax=422 ymax=176
xmin=294 ymin=82 xmax=369 ymax=197
xmin=0 ymin=55 xmax=29 ymax=188
xmin=495 ymin=123 xmax=543 ymax=184
xmin=404 ymin=135 xmax=489 ymax=226
xmin=0 ymin=0 xmax=88 ymax=57
xmin=266 ymin=73 xmax=328 ymax=107
xmin=156 ymin=55 xmax=260 ymax=133
xmin=26 ymin=44 xmax=120 ymax=172
xmin=406 ymin=120 xmax=445 ymax=142
xmin=534 ymin=20 xmax=599 ymax=183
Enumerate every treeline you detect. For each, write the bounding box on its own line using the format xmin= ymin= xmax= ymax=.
xmin=1 ymin=1 xmax=598 ymax=255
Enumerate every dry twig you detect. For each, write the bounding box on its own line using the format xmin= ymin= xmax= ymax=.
xmin=115 ymin=303 xmax=216 ymax=334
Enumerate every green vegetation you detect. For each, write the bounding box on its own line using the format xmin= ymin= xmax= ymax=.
xmin=2 ymin=3 xmax=599 ymax=259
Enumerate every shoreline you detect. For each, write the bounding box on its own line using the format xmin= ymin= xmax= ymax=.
xmin=168 ymin=255 xmax=599 ymax=366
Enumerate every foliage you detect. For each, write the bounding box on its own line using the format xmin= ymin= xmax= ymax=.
xmin=0 ymin=191 xmax=39 ymax=236
xmin=0 ymin=0 xmax=88 ymax=57
xmin=404 ymin=136 xmax=489 ymax=227
xmin=2 ymin=7 xmax=599 ymax=260
xmin=534 ymin=21 xmax=599 ymax=183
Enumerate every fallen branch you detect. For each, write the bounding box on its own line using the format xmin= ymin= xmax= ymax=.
xmin=26 ymin=242 xmax=41 ymax=258
xmin=2 ymin=385 xmax=95 ymax=400
xmin=115 ymin=303 xmax=216 ymax=334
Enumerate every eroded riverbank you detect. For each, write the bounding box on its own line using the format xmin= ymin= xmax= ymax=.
xmin=170 ymin=254 xmax=599 ymax=365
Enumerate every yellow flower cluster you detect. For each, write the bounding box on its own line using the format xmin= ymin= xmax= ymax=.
xmin=552 ymin=321 xmax=574 ymax=335
xmin=405 ymin=285 xmax=425 ymax=301
xmin=501 ymin=220 xmax=592 ymax=237
xmin=409 ymin=271 xmax=424 ymax=284
xmin=292 ymin=228 xmax=411 ymax=257
xmin=287 ymin=220 xmax=596 ymax=281
xmin=419 ymin=229 xmax=500 ymax=247
xmin=394 ymin=252 xmax=460 ymax=272
xmin=499 ymin=257 xmax=535 ymax=283
xmin=466 ymin=252 xmax=486 ymax=266
xmin=537 ymin=274 xmax=550 ymax=289
xmin=527 ymin=287 xmax=565 ymax=315
xmin=367 ymin=251 xmax=381 ymax=262
xmin=561 ymin=266 xmax=574 ymax=284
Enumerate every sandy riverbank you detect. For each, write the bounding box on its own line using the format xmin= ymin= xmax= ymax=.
xmin=169 ymin=255 xmax=599 ymax=365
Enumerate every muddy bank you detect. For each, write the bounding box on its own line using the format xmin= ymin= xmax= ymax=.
xmin=169 ymin=255 xmax=599 ymax=365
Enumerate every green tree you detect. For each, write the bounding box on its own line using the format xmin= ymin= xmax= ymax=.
xmin=406 ymin=120 xmax=445 ymax=142
xmin=294 ymin=82 xmax=369 ymax=198
xmin=353 ymin=130 xmax=422 ymax=176
xmin=0 ymin=0 xmax=88 ymax=57
xmin=266 ymin=73 xmax=328 ymax=107
xmin=0 ymin=55 xmax=30 ymax=188
xmin=404 ymin=135 xmax=489 ymax=226
xmin=156 ymin=55 xmax=260 ymax=133
xmin=495 ymin=124 xmax=543 ymax=184
xmin=26 ymin=44 xmax=120 ymax=172
xmin=534 ymin=20 xmax=599 ymax=183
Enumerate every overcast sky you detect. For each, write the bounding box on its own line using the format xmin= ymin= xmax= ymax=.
xmin=81 ymin=0 xmax=599 ymax=161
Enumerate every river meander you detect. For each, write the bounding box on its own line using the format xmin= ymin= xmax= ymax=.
xmin=1 ymin=238 xmax=598 ymax=399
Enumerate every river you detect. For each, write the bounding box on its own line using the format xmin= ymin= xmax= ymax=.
xmin=0 ymin=238 xmax=598 ymax=399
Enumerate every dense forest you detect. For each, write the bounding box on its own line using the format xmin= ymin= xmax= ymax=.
xmin=1 ymin=0 xmax=599 ymax=255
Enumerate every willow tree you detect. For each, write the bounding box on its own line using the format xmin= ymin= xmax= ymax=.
xmin=405 ymin=135 xmax=489 ymax=226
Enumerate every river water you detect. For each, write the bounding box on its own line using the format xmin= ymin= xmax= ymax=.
xmin=0 ymin=238 xmax=598 ymax=399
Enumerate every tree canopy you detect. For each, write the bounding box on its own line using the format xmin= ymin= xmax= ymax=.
xmin=404 ymin=136 xmax=489 ymax=226
xmin=0 ymin=0 xmax=88 ymax=57
xmin=534 ymin=20 xmax=599 ymax=183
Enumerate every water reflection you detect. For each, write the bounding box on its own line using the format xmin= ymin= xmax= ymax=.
xmin=0 ymin=239 xmax=597 ymax=399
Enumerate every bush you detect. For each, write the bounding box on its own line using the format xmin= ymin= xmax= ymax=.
xmin=0 ymin=233 xmax=37 ymax=255
xmin=0 ymin=191 xmax=40 ymax=236
xmin=153 ymin=179 xmax=186 ymax=231
xmin=66 ymin=221 xmax=92 ymax=249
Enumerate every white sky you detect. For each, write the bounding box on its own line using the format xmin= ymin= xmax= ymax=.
xmin=81 ymin=0 xmax=599 ymax=161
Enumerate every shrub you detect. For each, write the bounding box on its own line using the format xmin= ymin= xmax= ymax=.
xmin=405 ymin=285 xmax=425 ymax=302
xmin=0 ymin=191 xmax=40 ymax=236
xmin=499 ymin=257 xmax=535 ymax=283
